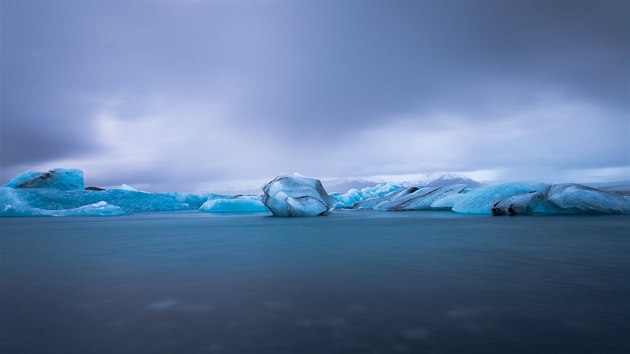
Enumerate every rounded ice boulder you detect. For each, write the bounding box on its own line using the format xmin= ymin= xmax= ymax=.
xmin=5 ymin=168 xmax=85 ymax=190
xmin=262 ymin=175 xmax=332 ymax=216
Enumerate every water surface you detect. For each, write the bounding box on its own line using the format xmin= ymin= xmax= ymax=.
xmin=1 ymin=211 xmax=629 ymax=353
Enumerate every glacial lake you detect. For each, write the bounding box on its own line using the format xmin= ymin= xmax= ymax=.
xmin=1 ymin=211 xmax=629 ymax=353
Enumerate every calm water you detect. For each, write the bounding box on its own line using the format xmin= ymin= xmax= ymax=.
xmin=1 ymin=211 xmax=629 ymax=353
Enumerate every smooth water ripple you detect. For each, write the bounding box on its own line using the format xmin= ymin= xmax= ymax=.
xmin=1 ymin=211 xmax=629 ymax=353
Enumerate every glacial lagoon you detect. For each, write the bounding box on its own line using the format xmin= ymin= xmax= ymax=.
xmin=1 ymin=210 xmax=628 ymax=353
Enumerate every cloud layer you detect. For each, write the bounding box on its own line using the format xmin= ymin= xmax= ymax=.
xmin=2 ymin=1 xmax=628 ymax=192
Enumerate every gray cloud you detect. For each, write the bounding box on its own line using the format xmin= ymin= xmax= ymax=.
xmin=1 ymin=1 xmax=628 ymax=192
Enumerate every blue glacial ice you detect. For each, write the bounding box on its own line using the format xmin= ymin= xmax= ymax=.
xmin=386 ymin=184 xmax=469 ymax=211
xmin=5 ymin=168 xmax=85 ymax=190
xmin=199 ymin=196 xmax=269 ymax=213
xmin=262 ymin=175 xmax=331 ymax=216
xmin=337 ymin=184 xmax=470 ymax=211
xmin=1 ymin=167 xmax=211 ymax=216
xmin=372 ymin=187 xmax=430 ymax=211
xmin=2 ymin=168 xmax=629 ymax=217
xmin=491 ymin=183 xmax=630 ymax=215
xmin=0 ymin=187 xmax=209 ymax=216
xmin=546 ymin=184 xmax=630 ymax=214
xmin=330 ymin=183 xmax=402 ymax=208
xmin=1 ymin=188 xmax=125 ymax=216
xmin=451 ymin=182 xmax=549 ymax=215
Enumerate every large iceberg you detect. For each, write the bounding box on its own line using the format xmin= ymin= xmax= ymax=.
xmin=354 ymin=187 xmax=421 ymax=209
xmin=262 ymin=175 xmax=331 ymax=216
xmin=337 ymin=184 xmax=470 ymax=211
xmin=547 ymin=184 xmax=630 ymax=213
xmin=386 ymin=184 xmax=468 ymax=211
xmin=2 ymin=167 xmax=628 ymax=217
xmin=0 ymin=167 xmax=211 ymax=217
xmin=333 ymin=174 xmax=481 ymax=211
xmin=491 ymin=183 xmax=630 ymax=215
xmin=0 ymin=187 xmax=209 ymax=216
xmin=1 ymin=188 xmax=125 ymax=216
xmin=330 ymin=183 xmax=401 ymax=209
xmin=451 ymin=182 xmax=549 ymax=215
xmin=199 ymin=196 xmax=269 ymax=213
xmin=372 ymin=186 xmax=425 ymax=211
xmin=5 ymin=168 xmax=84 ymax=190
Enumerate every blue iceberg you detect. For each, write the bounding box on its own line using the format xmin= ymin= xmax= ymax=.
xmin=452 ymin=182 xmax=549 ymax=215
xmin=0 ymin=187 xmax=208 ymax=216
xmin=492 ymin=184 xmax=630 ymax=215
xmin=353 ymin=188 xmax=414 ymax=210
xmin=386 ymin=184 xmax=469 ymax=211
xmin=2 ymin=168 xmax=628 ymax=217
xmin=262 ymin=175 xmax=331 ymax=217
xmin=1 ymin=187 xmax=125 ymax=216
xmin=0 ymin=167 xmax=211 ymax=217
xmin=330 ymin=183 xmax=401 ymax=208
xmin=199 ymin=196 xmax=269 ymax=213
xmin=546 ymin=184 xmax=630 ymax=214
xmin=5 ymin=168 xmax=85 ymax=190
xmin=344 ymin=184 xmax=469 ymax=211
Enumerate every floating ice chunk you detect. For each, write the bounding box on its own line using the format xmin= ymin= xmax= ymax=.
xmin=0 ymin=187 xmax=207 ymax=216
xmin=546 ymin=184 xmax=630 ymax=214
xmin=5 ymin=168 xmax=84 ymax=190
xmin=0 ymin=188 xmax=124 ymax=216
xmin=199 ymin=196 xmax=269 ymax=213
xmin=452 ymin=182 xmax=548 ymax=214
xmin=373 ymin=187 xmax=430 ymax=211
xmin=262 ymin=175 xmax=331 ymax=216
xmin=354 ymin=188 xmax=411 ymax=209
xmin=491 ymin=192 xmax=559 ymax=215
xmin=389 ymin=184 xmax=468 ymax=211
xmin=491 ymin=184 xmax=630 ymax=215
xmin=430 ymin=187 xmax=474 ymax=209
xmin=330 ymin=183 xmax=401 ymax=208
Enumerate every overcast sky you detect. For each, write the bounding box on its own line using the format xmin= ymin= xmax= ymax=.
xmin=1 ymin=1 xmax=628 ymax=193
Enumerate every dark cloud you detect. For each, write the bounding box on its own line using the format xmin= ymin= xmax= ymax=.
xmin=1 ymin=1 xmax=628 ymax=191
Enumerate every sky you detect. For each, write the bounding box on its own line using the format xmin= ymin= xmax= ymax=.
xmin=1 ymin=1 xmax=629 ymax=193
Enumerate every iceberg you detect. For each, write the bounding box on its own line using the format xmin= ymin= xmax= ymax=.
xmin=387 ymin=184 xmax=468 ymax=211
xmin=546 ymin=184 xmax=630 ymax=214
xmin=3 ymin=167 xmax=629 ymax=217
xmin=372 ymin=187 xmax=427 ymax=211
xmin=262 ymin=175 xmax=331 ymax=216
xmin=490 ymin=192 xmax=556 ymax=216
xmin=330 ymin=183 xmax=401 ymax=208
xmin=1 ymin=168 xmax=216 ymax=216
xmin=430 ymin=187 xmax=474 ymax=209
xmin=0 ymin=187 xmax=208 ymax=216
xmin=199 ymin=196 xmax=269 ymax=213
xmin=353 ymin=188 xmax=411 ymax=209
xmin=5 ymin=168 xmax=84 ymax=190
xmin=492 ymin=184 xmax=630 ymax=215
xmin=452 ymin=182 xmax=549 ymax=215
xmin=1 ymin=188 xmax=124 ymax=216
